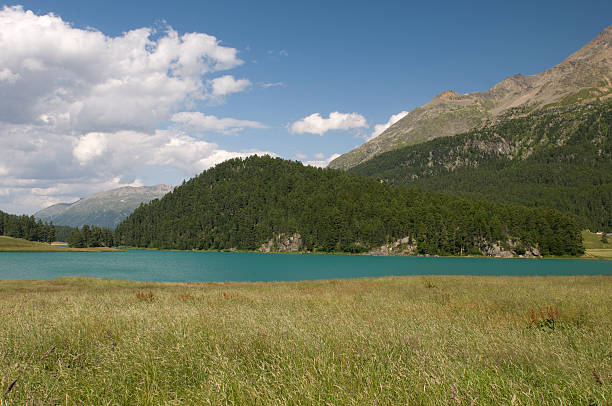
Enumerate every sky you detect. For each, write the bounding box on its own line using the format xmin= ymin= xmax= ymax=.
xmin=0 ymin=1 xmax=611 ymax=214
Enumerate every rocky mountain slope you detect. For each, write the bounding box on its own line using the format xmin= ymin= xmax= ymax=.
xmin=35 ymin=185 xmax=174 ymax=229
xmin=330 ymin=25 xmax=612 ymax=170
xmin=349 ymin=101 xmax=612 ymax=231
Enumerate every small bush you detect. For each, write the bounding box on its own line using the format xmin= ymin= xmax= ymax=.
xmin=528 ymin=306 xmax=561 ymax=331
xmin=136 ymin=290 xmax=155 ymax=301
xmin=178 ymin=292 xmax=194 ymax=301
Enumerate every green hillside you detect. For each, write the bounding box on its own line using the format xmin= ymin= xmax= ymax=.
xmin=350 ymin=102 xmax=612 ymax=231
xmin=115 ymin=156 xmax=583 ymax=256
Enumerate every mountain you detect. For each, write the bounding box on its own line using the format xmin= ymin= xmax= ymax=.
xmin=330 ymin=25 xmax=612 ymax=170
xmin=35 ymin=185 xmax=174 ymax=229
xmin=115 ymin=156 xmax=583 ymax=257
xmin=349 ymin=101 xmax=612 ymax=231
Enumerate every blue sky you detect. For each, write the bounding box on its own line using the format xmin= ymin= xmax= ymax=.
xmin=0 ymin=1 xmax=610 ymax=213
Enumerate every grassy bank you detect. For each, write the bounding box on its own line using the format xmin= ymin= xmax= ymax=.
xmin=582 ymin=231 xmax=612 ymax=259
xmin=0 ymin=276 xmax=610 ymax=405
xmin=0 ymin=236 xmax=118 ymax=252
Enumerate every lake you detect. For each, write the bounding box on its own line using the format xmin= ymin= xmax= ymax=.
xmin=0 ymin=250 xmax=610 ymax=282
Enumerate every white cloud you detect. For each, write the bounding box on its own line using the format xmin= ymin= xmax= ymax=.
xmin=73 ymin=132 xmax=108 ymax=164
xmin=0 ymin=68 xmax=20 ymax=83
xmin=302 ymin=153 xmax=341 ymax=168
xmin=70 ymin=129 xmax=274 ymax=177
xmin=294 ymin=152 xmax=307 ymax=159
xmin=290 ymin=112 xmax=368 ymax=135
xmin=369 ymin=111 xmax=408 ymax=140
xmin=268 ymin=50 xmax=288 ymax=57
xmin=210 ymin=75 xmax=251 ymax=97
xmin=171 ymin=112 xmax=266 ymax=133
xmin=0 ymin=5 xmax=244 ymax=132
xmin=0 ymin=6 xmax=278 ymax=215
xmin=261 ymin=81 xmax=285 ymax=88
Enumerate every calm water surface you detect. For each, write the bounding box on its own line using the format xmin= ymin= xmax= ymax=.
xmin=0 ymin=250 xmax=610 ymax=282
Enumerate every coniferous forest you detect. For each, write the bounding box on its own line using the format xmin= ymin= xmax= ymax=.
xmin=349 ymin=102 xmax=612 ymax=231
xmin=1 ymin=209 xmax=114 ymax=248
xmin=0 ymin=210 xmax=56 ymax=243
xmin=115 ymin=156 xmax=583 ymax=256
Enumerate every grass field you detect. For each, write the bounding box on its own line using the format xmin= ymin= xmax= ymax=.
xmin=0 ymin=236 xmax=117 ymax=252
xmin=0 ymin=276 xmax=610 ymax=405
xmin=582 ymin=231 xmax=612 ymax=260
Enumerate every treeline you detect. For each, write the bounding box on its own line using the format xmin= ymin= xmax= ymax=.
xmin=115 ymin=156 xmax=583 ymax=256
xmin=0 ymin=210 xmax=56 ymax=243
xmin=350 ymin=102 xmax=612 ymax=231
xmin=1 ymin=209 xmax=114 ymax=248
xmin=68 ymin=225 xmax=115 ymax=248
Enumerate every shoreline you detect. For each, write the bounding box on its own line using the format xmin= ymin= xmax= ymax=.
xmin=117 ymin=246 xmax=611 ymax=260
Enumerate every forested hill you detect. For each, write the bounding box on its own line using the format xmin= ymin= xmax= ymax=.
xmin=349 ymin=102 xmax=612 ymax=231
xmin=115 ymin=156 xmax=583 ymax=256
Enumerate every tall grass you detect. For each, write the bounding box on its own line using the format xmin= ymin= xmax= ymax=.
xmin=0 ymin=276 xmax=610 ymax=404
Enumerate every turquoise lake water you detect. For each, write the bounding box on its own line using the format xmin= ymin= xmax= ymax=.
xmin=0 ymin=250 xmax=610 ymax=282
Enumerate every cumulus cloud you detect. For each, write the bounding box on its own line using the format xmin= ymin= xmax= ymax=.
xmin=0 ymin=6 xmax=275 ymax=214
xmin=290 ymin=112 xmax=367 ymax=135
xmin=0 ymin=5 xmax=243 ymax=132
xmin=0 ymin=124 xmax=274 ymax=213
xmin=171 ymin=112 xmax=266 ymax=134
xmin=303 ymin=153 xmax=341 ymax=168
xmin=73 ymin=133 xmax=108 ymax=164
xmin=70 ymin=130 xmax=274 ymax=179
xmin=369 ymin=111 xmax=409 ymax=140
xmin=210 ymin=75 xmax=251 ymax=97
xmin=0 ymin=68 xmax=20 ymax=83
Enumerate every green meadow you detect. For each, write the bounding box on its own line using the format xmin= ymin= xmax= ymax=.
xmin=0 ymin=236 xmax=117 ymax=252
xmin=582 ymin=231 xmax=612 ymax=260
xmin=0 ymin=276 xmax=609 ymax=405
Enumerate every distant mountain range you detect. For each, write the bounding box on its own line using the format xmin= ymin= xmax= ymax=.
xmin=330 ymin=25 xmax=612 ymax=170
xmin=35 ymin=185 xmax=174 ymax=229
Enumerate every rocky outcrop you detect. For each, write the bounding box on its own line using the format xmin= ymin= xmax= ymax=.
xmin=367 ymin=237 xmax=417 ymax=256
xmin=480 ymin=240 xmax=541 ymax=258
xmin=258 ymin=233 xmax=303 ymax=253
xmin=365 ymin=236 xmax=542 ymax=258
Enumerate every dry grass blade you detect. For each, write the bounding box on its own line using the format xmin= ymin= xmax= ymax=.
xmin=5 ymin=378 xmax=18 ymax=395
xmin=592 ymin=368 xmax=603 ymax=385
xmin=41 ymin=346 xmax=55 ymax=360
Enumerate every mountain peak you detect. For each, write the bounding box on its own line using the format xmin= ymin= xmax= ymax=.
xmin=435 ymin=90 xmax=462 ymax=100
xmin=329 ymin=25 xmax=612 ymax=170
xmin=35 ymin=184 xmax=174 ymax=228
xmin=563 ymin=25 xmax=611 ymax=66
